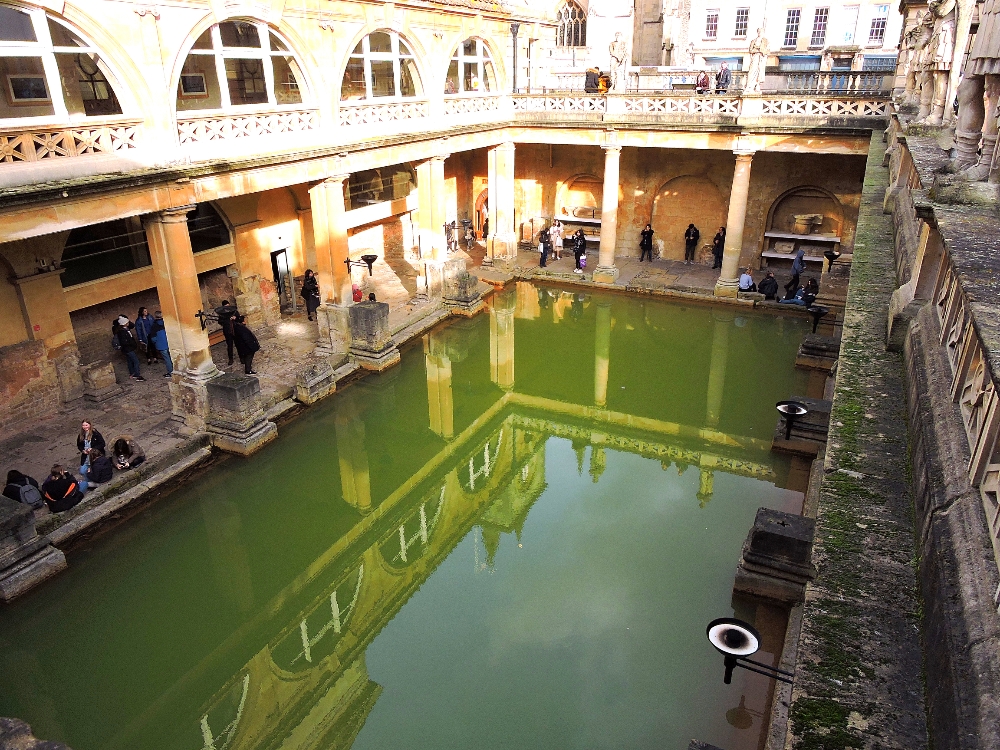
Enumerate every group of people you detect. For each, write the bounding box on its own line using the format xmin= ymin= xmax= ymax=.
xmin=584 ymin=67 xmax=613 ymax=94
xmin=538 ymin=222 xmax=588 ymax=273
xmin=214 ymin=298 xmax=261 ymax=375
xmin=2 ymin=420 xmax=146 ymax=514
xmin=695 ymin=63 xmax=732 ymax=94
xmin=113 ymin=307 xmax=171 ymax=381
xmin=737 ymin=248 xmax=819 ymax=306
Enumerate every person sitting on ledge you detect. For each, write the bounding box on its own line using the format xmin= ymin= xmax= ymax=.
xmin=738 ymin=268 xmax=757 ymax=292
xmin=41 ymin=465 xmax=85 ymax=513
xmin=778 ymin=278 xmax=819 ymax=307
xmin=87 ymin=447 xmax=114 ymax=485
xmin=758 ymin=270 xmax=779 ymax=300
xmin=112 ymin=436 xmax=145 ymax=471
xmin=3 ymin=469 xmax=42 ymax=508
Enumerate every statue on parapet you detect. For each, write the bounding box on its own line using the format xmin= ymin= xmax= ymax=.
xmin=609 ymin=32 xmax=627 ymax=91
xmin=915 ymin=0 xmax=956 ymax=125
xmin=745 ymin=29 xmax=769 ymax=94
xmin=899 ymin=12 xmax=928 ymax=106
xmin=949 ymin=1 xmax=1000 ymax=180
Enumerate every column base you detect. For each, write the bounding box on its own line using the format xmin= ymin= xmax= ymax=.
xmin=205 ymin=373 xmax=278 ymax=455
xmin=592 ymin=265 xmax=619 ymax=284
xmin=294 ymin=361 xmax=336 ymax=405
xmin=487 ymin=233 xmax=518 ymax=270
xmin=714 ymin=278 xmax=740 ymax=297
xmin=316 ymin=303 xmax=351 ymax=359
xmin=349 ymin=301 xmax=401 ymax=371
xmin=169 ymin=365 xmax=221 ymax=433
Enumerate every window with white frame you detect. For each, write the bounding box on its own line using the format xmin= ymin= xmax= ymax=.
xmin=341 ymin=30 xmax=422 ymax=100
xmin=810 ymin=8 xmax=829 ymax=46
xmin=784 ymin=8 xmax=802 ymax=47
xmin=706 ymin=9 xmax=720 ymax=39
xmin=556 ymin=2 xmax=587 ymax=47
xmin=734 ymin=8 xmax=750 ymax=38
xmin=869 ymin=5 xmax=889 ymax=44
xmin=841 ymin=5 xmax=860 ymax=43
xmin=176 ymin=20 xmax=307 ymax=112
xmin=0 ymin=4 xmax=123 ymax=121
xmin=445 ymin=39 xmax=496 ymax=94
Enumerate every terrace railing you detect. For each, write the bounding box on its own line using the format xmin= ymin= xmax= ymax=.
xmin=0 ymin=116 xmax=142 ymax=163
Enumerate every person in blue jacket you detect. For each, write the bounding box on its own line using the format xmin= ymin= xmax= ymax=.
xmin=135 ymin=306 xmax=157 ymax=365
xmin=147 ymin=311 xmax=172 ymax=377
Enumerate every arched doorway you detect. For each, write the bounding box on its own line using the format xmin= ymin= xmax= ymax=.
xmin=650 ymin=176 xmax=726 ymax=260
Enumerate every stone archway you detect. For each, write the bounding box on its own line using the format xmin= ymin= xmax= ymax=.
xmin=766 ymin=186 xmax=844 ymax=237
xmin=650 ymin=175 xmax=726 ymax=261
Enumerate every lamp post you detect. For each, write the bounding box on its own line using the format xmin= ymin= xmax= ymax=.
xmin=776 ymin=400 xmax=809 ymax=440
xmin=511 ymin=23 xmax=521 ymax=94
xmin=706 ymin=618 xmax=794 ymax=685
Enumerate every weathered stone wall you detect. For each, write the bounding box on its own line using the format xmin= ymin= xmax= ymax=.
xmin=70 ymin=287 xmax=162 ymax=365
xmin=0 ymin=340 xmax=61 ymax=431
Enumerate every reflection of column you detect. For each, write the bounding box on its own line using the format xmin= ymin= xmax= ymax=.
xmin=715 ymin=151 xmax=754 ymax=297
xmin=309 ymin=176 xmax=352 ymax=357
xmin=424 ymin=335 xmax=454 ymax=440
xmin=199 ymin=496 xmax=254 ymax=613
xmin=594 ymin=145 xmax=622 ymax=284
xmin=705 ymin=315 xmax=731 ymax=428
xmin=697 ymin=466 xmax=715 ymax=507
xmin=335 ymin=405 xmax=372 ymax=514
xmin=490 ymin=290 xmax=516 ymax=390
xmin=487 ymin=141 xmax=516 ymax=266
xmin=594 ymin=300 xmax=612 ymax=407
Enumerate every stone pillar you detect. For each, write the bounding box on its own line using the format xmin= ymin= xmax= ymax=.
xmin=424 ymin=334 xmax=454 ymax=440
xmin=594 ymin=300 xmax=612 ymax=407
xmin=593 ymin=145 xmax=622 ymax=284
xmin=715 ymin=151 xmax=754 ymax=297
xmin=442 ymin=258 xmax=484 ymax=317
xmin=336 ymin=400 xmax=372 ymax=514
xmin=487 ymin=141 xmax=517 ymax=268
xmin=144 ymin=206 xmax=220 ymax=430
xmin=705 ymin=314 xmax=731 ymax=427
xmin=490 ymin=289 xmax=515 ymax=390
xmin=416 ymin=155 xmax=449 ymax=295
xmin=205 ymin=374 xmax=277 ymax=455
xmin=309 ymin=176 xmax=352 ymax=359
xmin=348 ymin=301 xmax=400 ymax=371
xmin=0 ymin=497 xmax=66 ymax=602
xmin=297 ymin=207 xmax=316 ymax=271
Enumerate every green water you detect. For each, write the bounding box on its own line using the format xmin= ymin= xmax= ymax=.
xmin=0 ymin=283 xmax=810 ymax=750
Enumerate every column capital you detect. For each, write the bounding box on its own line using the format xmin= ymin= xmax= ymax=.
xmin=602 ymin=144 xmax=623 ymax=154
xmin=319 ymin=173 xmax=350 ymax=187
xmin=146 ymin=205 xmax=195 ymax=225
xmin=430 ymin=153 xmax=451 ymax=162
xmin=733 ymin=150 xmax=755 ymax=160
xmin=495 ymin=140 xmax=515 ymax=152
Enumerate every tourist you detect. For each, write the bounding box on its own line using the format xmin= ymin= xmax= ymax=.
xmin=598 ymin=71 xmax=611 ymax=93
xmin=148 ymin=311 xmax=172 ymax=377
xmin=712 ymin=227 xmax=726 ymax=269
xmin=232 ymin=314 xmax=261 ymax=375
xmin=86 ymin=448 xmax=114 ymax=485
xmin=112 ymin=436 xmax=145 ymax=470
xmin=550 ymin=220 xmax=564 ymax=260
xmin=784 ymin=249 xmax=806 ymax=299
xmin=301 ymin=270 xmax=320 ymax=322
xmin=368 ymin=292 xmax=377 ymax=302
xmin=584 ymin=67 xmax=600 ymax=93
xmin=113 ymin=315 xmax=144 ymax=381
xmin=573 ymin=228 xmax=587 ymax=274
xmin=2 ymin=470 xmax=42 ymax=509
xmin=538 ymin=229 xmax=551 ymax=268
xmin=481 ymin=216 xmax=489 ymax=240
xmin=715 ymin=62 xmax=732 ymax=93
xmin=135 ymin=307 xmax=156 ymax=365
xmin=639 ymin=224 xmax=655 ymax=262
xmin=684 ymin=223 xmax=700 ymax=264
xmin=696 ymin=70 xmax=710 ymax=94
xmin=445 ymin=221 xmax=458 ymax=253
xmin=77 ymin=420 xmax=106 ymax=477
xmin=738 ymin=268 xmax=757 ymax=292
xmin=758 ymin=270 xmax=779 ymax=300
xmin=214 ymin=299 xmax=239 ymax=364
xmin=41 ymin=465 xmax=85 ymax=512
xmin=779 ymin=278 xmax=819 ymax=307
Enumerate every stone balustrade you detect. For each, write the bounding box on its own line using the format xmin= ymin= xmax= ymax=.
xmin=177 ymin=108 xmax=319 ymax=145
xmin=0 ymin=118 xmax=141 ymax=163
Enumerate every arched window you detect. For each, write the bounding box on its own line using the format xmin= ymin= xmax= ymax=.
xmin=445 ymin=38 xmax=495 ymax=94
xmin=341 ymin=30 xmax=422 ymax=100
xmin=176 ymin=20 xmax=307 ymax=112
xmin=0 ymin=4 xmax=123 ymax=121
xmin=556 ymin=2 xmax=587 ymax=48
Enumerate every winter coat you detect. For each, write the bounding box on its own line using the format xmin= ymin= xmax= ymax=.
xmin=791 ymin=249 xmax=806 ymax=275
xmin=584 ymin=69 xmax=600 ymax=93
xmin=115 ymin=324 xmax=138 ymax=353
xmin=88 ymin=455 xmax=114 ymax=483
xmin=135 ymin=314 xmax=154 ymax=346
xmin=758 ymin=276 xmax=779 ymax=299
xmin=684 ymin=226 xmax=700 ymax=247
xmin=716 ymin=68 xmax=732 ymax=89
xmin=41 ymin=473 xmax=84 ymax=513
xmin=113 ymin=436 xmax=145 ymax=470
xmin=640 ymin=228 xmax=654 ymax=250
xmin=77 ymin=429 xmax=106 ymax=467
xmin=232 ymin=321 xmax=261 ymax=358
xmin=301 ymin=276 xmax=320 ymax=311
xmin=2 ymin=474 xmax=38 ymax=503
xmin=574 ymin=232 xmax=588 ymax=254
xmin=215 ymin=304 xmax=238 ymax=338
xmin=148 ymin=318 xmax=169 ymax=352
xmin=712 ymin=231 xmax=726 ymax=257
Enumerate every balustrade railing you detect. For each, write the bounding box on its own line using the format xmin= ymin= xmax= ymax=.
xmin=338 ymin=100 xmax=429 ymax=127
xmin=779 ymin=71 xmax=889 ymax=95
xmin=442 ymin=95 xmax=502 ymax=116
xmin=759 ymin=97 xmax=891 ymax=117
xmin=176 ymin=108 xmax=318 ymax=145
xmin=0 ymin=117 xmax=141 ymax=163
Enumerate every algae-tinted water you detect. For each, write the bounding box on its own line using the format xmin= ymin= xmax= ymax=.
xmin=0 ymin=283 xmax=810 ymax=750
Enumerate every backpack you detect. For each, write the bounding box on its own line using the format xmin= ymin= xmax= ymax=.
xmin=19 ymin=483 xmax=44 ymax=510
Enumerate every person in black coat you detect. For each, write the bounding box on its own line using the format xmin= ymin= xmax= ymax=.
xmin=301 ymin=269 xmax=321 ymax=321
xmin=712 ymin=226 xmax=726 ymax=269
xmin=584 ymin=67 xmax=600 ymax=93
xmin=41 ymin=465 xmax=85 ymax=513
xmin=573 ymin=229 xmax=587 ymax=274
xmin=114 ymin=316 xmax=144 ymax=381
xmin=87 ymin=448 xmax=114 ymax=485
xmin=684 ymin=224 xmax=700 ymax=264
xmin=758 ymin=271 xmax=779 ymax=300
xmin=214 ymin=300 xmax=239 ymax=365
xmin=77 ymin=420 xmax=106 ymax=475
xmin=231 ymin=315 xmax=261 ymax=375
xmin=639 ymin=224 xmax=655 ymax=262
xmin=2 ymin=470 xmax=39 ymax=503
xmin=538 ymin=231 xmax=551 ymax=268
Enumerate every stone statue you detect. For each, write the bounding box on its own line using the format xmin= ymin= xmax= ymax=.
xmin=745 ymin=29 xmax=769 ymax=94
xmin=686 ymin=42 xmax=696 ymax=67
xmin=609 ymin=32 xmax=627 ymax=91
xmin=917 ymin=0 xmax=957 ymax=125
xmin=899 ymin=12 xmax=926 ymax=105
xmin=906 ymin=12 xmax=934 ymax=109
xmin=949 ymin=0 xmax=1000 ymax=180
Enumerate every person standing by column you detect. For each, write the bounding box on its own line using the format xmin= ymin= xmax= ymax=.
xmin=573 ymin=228 xmax=587 ymax=274
xmin=784 ymin=249 xmax=806 ymax=299
xmin=538 ymin=228 xmax=551 ymax=268
xmin=231 ymin=314 xmax=261 ymax=375
xmin=684 ymin=224 xmax=700 ymax=264
xmin=639 ymin=224 xmax=655 ymax=262
xmin=712 ymin=226 xmax=726 ymax=269
xmin=114 ymin=315 xmax=144 ymax=381
xmin=148 ymin=311 xmax=172 ymax=377
xmin=214 ymin=299 xmax=239 ymax=365
xmin=550 ymin=220 xmax=564 ymax=260
xmin=135 ymin=307 xmax=156 ymax=365
xmin=301 ymin=269 xmax=320 ymax=322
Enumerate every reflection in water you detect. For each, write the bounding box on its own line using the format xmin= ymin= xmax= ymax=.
xmin=0 ymin=283 xmax=810 ymax=750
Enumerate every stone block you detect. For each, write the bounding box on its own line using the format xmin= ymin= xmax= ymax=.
xmin=349 ymin=301 xmax=400 ymax=372
xmin=81 ymin=361 xmax=123 ymax=403
xmin=294 ymin=361 xmax=336 ymax=405
xmin=734 ymin=507 xmax=817 ymax=604
xmin=316 ymin=303 xmax=350 ymax=358
xmin=443 ymin=259 xmax=485 ymax=318
xmin=205 ymin=373 xmax=277 ymax=455
xmin=737 ymin=291 xmax=765 ymax=302
xmin=592 ymin=265 xmax=619 ymax=284
xmin=0 ymin=497 xmax=67 ymax=604
xmin=688 ymin=742 xmax=726 ymax=750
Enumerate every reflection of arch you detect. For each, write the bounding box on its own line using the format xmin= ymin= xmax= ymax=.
xmin=379 ymin=485 xmax=447 ymax=570
xmin=765 ymin=186 xmax=844 ymax=236
xmin=650 ymin=175 xmax=726 ymax=260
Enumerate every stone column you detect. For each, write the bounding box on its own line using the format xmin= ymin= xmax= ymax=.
xmin=487 ymin=141 xmax=517 ymax=268
xmin=593 ymin=145 xmax=622 ymax=284
xmin=424 ymin=334 xmax=454 ymax=440
xmin=144 ymin=206 xmax=220 ymax=430
xmin=490 ymin=289 xmax=515 ymax=390
xmin=297 ymin=207 xmax=316 ymax=271
xmin=594 ymin=300 xmax=612 ymax=407
xmin=715 ymin=151 xmax=754 ymax=298
xmin=309 ymin=176 xmax=352 ymax=359
xmin=705 ymin=313 xmax=731 ymax=428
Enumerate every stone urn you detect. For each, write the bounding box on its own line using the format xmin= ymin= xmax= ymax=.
xmin=791 ymin=213 xmax=824 ymax=235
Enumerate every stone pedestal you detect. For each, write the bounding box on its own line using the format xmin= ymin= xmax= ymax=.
xmin=294 ymin=361 xmax=336 ymax=405
xmin=169 ymin=370 xmax=217 ymax=433
xmin=316 ymin=303 xmax=351 ymax=362
xmin=205 ymin=374 xmax=277 ymax=455
xmin=349 ymin=301 xmax=400 ymax=371
xmin=81 ymin=361 xmax=123 ymax=403
xmin=0 ymin=497 xmax=66 ymax=603
xmin=734 ymin=507 xmax=818 ymax=604
xmin=442 ymin=259 xmax=484 ymax=317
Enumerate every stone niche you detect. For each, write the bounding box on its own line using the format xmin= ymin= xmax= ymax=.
xmin=205 ymin=373 xmax=277 ymax=455
xmin=348 ymin=301 xmax=400 ymax=371
xmin=0 ymin=496 xmax=67 ymax=603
